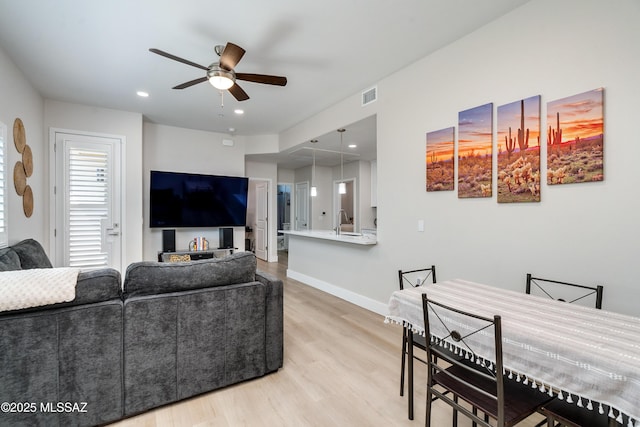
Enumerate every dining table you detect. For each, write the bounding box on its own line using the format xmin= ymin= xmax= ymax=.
xmin=385 ymin=278 xmax=640 ymax=426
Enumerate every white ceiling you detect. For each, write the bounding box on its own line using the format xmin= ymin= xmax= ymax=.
xmin=0 ymin=0 xmax=530 ymax=167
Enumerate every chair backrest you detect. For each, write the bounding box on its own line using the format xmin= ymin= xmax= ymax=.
xmin=525 ymin=274 xmax=603 ymax=309
xmin=421 ymin=293 xmax=505 ymax=424
xmin=398 ymin=265 xmax=436 ymax=290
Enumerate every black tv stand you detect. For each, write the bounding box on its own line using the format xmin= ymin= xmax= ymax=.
xmin=158 ymin=248 xmax=236 ymax=262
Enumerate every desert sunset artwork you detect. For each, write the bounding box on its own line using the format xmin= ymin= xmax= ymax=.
xmin=547 ymin=88 xmax=604 ymax=185
xmin=426 ymin=127 xmax=455 ymax=191
xmin=458 ymin=103 xmax=493 ymax=198
xmin=497 ymin=95 xmax=541 ymax=203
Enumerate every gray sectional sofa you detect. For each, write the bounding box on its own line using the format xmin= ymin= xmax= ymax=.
xmin=0 ymin=239 xmax=283 ymax=426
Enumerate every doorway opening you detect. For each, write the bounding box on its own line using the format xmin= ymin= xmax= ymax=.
xmin=334 ymin=178 xmax=356 ymax=233
xmin=277 ymin=183 xmax=292 ymax=251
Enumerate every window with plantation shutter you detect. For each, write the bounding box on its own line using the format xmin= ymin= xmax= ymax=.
xmin=66 ymin=147 xmax=110 ymax=268
xmin=0 ymin=122 xmax=7 ymax=248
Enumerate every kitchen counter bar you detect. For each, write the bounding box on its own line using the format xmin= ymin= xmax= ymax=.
xmin=280 ymin=230 xmax=377 ymax=245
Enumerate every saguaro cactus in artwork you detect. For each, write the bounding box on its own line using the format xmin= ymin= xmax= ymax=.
xmin=505 ymin=127 xmax=515 ymax=159
xmin=548 ymin=111 xmax=562 ymax=150
xmin=517 ymin=99 xmax=529 ymax=154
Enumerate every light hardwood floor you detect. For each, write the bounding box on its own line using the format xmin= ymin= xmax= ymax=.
xmin=109 ymin=252 xmax=545 ymax=427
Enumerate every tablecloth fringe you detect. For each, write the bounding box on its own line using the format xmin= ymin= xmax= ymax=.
xmin=384 ymin=316 xmax=635 ymax=426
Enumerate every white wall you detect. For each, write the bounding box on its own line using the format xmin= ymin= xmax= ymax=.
xmin=285 ymin=0 xmax=640 ymax=316
xmin=0 ymin=46 xmax=46 ymax=247
xmin=143 ymin=123 xmax=247 ymax=260
xmin=44 ymin=100 xmax=144 ymax=269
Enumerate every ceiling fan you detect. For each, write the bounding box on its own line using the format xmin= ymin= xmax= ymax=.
xmin=149 ymin=42 xmax=287 ymax=101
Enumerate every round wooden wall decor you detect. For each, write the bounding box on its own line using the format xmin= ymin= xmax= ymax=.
xmin=22 ymin=185 xmax=34 ymax=218
xmin=13 ymin=161 xmax=27 ymax=196
xmin=22 ymin=145 xmax=33 ymax=177
xmin=13 ymin=118 xmax=26 ymax=153
xmin=12 ymin=117 xmax=35 ymax=217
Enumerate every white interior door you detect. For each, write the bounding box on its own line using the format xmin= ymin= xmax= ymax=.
xmin=295 ymin=182 xmax=309 ymax=231
xmin=255 ymin=181 xmax=268 ymax=261
xmin=53 ymin=130 xmax=122 ymax=271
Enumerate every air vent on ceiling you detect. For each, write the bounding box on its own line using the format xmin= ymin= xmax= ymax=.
xmin=362 ymin=86 xmax=377 ymax=106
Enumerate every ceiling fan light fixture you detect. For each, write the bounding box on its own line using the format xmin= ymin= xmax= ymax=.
xmin=207 ymin=64 xmax=235 ymax=90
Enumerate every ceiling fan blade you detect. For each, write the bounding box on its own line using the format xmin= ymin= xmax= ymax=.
xmin=219 ymin=42 xmax=246 ymax=70
xmin=149 ymin=48 xmax=208 ymax=71
xmin=173 ymin=76 xmax=208 ymax=89
xmin=236 ymin=73 xmax=287 ymax=86
xmin=228 ymin=83 xmax=250 ymax=101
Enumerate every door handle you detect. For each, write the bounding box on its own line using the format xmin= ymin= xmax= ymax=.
xmin=106 ymin=222 xmax=120 ymax=236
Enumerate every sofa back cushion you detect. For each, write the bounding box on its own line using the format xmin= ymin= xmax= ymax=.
xmin=0 ymin=248 xmax=21 ymax=271
xmin=123 ymin=252 xmax=256 ymax=298
xmin=11 ymin=239 xmax=53 ymax=269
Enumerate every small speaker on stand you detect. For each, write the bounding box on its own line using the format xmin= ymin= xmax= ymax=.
xmin=219 ymin=228 xmax=234 ymax=249
xmin=162 ymin=229 xmax=176 ymax=252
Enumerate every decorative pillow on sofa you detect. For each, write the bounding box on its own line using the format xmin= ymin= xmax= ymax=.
xmin=10 ymin=239 xmax=53 ymax=269
xmin=0 ymin=248 xmax=21 ymax=271
xmin=123 ymin=251 xmax=257 ymax=298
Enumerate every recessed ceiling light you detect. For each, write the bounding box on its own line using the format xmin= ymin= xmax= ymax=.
xmin=136 ymin=91 xmax=149 ymax=97
xmin=348 ymin=144 xmax=357 ymax=148
xmin=228 ymin=127 xmax=235 ymax=132
xmin=234 ymin=109 xmax=244 ymax=115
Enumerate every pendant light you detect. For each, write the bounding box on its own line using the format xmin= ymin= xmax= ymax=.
xmin=338 ymin=128 xmax=346 ymax=194
xmin=310 ymin=140 xmax=318 ymax=197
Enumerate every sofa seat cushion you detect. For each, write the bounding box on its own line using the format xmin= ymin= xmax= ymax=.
xmin=123 ymin=252 xmax=256 ymax=298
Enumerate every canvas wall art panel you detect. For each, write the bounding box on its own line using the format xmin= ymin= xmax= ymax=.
xmin=426 ymin=127 xmax=455 ymax=192
xmin=458 ymin=103 xmax=493 ymax=198
xmin=497 ymin=95 xmax=541 ymax=203
xmin=547 ymin=88 xmax=604 ymax=185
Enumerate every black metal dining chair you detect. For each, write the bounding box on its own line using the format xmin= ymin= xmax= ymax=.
xmin=525 ymin=274 xmax=603 ymax=309
xmin=421 ymin=293 xmax=552 ymax=427
xmin=398 ymin=265 xmax=436 ymax=399
xmin=526 ymin=274 xmax=607 ymax=427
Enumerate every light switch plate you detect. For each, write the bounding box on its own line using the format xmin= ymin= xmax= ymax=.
xmin=418 ymin=219 xmax=425 ymax=232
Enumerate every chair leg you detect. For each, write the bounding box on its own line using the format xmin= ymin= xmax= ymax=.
xmin=425 ymin=386 xmax=433 ymax=427
xmin=408 ymin=331 xmax=414 ymax=420
xmin=400 ymin=327 xmax=407 ymax=396
xmin=472 ymin=407 xmax=477 ymax=427
xmin=453 ymin=395 xmax=458 ymax=427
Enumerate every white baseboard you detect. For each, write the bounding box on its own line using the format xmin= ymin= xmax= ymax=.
xmin=286 ymin=269 xmax=388 ymax=316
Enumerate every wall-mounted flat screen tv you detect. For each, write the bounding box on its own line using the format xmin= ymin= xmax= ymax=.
xmin=150 ymin=170 xmax=249 ymax=228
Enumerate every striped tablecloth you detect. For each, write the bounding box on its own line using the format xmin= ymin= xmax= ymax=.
xmin=385 ymin=279 xmax=640 ymax=425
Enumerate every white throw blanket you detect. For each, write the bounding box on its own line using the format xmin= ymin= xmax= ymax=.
xmin=0 ymin=268 xmax=80 ymax=312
